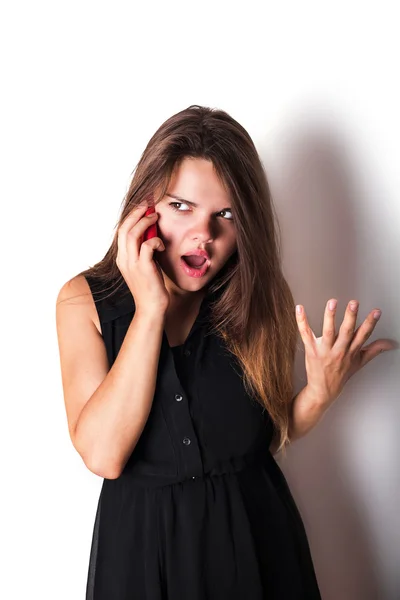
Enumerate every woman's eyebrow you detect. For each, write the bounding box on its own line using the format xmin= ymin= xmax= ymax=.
xmin=165 ymin=192 xmax=231 ymax=211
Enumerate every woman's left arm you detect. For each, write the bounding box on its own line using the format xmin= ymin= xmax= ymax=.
xmin=289 ymin=298 xmax=398 ymax=442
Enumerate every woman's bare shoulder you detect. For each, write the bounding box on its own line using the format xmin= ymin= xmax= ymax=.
xmin=56 ymin=274 xmax=101 ymax=335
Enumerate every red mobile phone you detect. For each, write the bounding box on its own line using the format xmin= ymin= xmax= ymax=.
xmin=143 ymin=205 xmax=158 ymax=242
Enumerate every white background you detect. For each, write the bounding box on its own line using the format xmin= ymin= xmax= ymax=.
xmin=1 ymin=1 xmax=399 ymax=598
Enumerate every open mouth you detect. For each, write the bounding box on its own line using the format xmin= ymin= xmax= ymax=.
xmin=182 ymin=255 xmax=207 ymax=268
xmin=180 ymin=255 xmax=210 ymax=278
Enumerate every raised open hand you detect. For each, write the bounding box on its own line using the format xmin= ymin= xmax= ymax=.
xmin=295 ymin=299 xmax=398 ymax=408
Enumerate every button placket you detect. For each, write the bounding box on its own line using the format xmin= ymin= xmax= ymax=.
xmin=160 ymin=339 xmax=203 ymax=480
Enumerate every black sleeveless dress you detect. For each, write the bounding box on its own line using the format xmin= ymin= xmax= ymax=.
xmin=84 ymin=275 xmax=321 ymax=599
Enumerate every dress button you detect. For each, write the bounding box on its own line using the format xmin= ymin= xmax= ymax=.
xmin=182 ymin=437 xmax=191 ymax=445
xmin=184 ymin=348 xmax=191 ymax=357
xmin=175 ymin=394 xmax=183 ymax=402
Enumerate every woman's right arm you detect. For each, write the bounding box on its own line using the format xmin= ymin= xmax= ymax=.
xmin=56 ymin=276 xmax=167 ymax=479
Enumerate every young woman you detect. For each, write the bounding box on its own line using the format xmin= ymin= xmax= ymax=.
xmin=56 ymin=105 xmax=394 ymax=599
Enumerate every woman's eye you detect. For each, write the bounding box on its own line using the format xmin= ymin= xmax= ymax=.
xmin=220 ymin=209 xmax=233 ymax=220
xmin=169 ymin=202 xmax=233 ymax=220
xmin=169 ymin=202 xmax=190 ymax=212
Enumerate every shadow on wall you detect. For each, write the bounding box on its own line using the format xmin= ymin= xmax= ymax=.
xmin=264 ymin=116 xmax=398 ymax=600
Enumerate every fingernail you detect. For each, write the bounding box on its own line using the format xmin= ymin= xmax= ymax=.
xmin=296 ymin=305 xmax=302 ymax=314
xmin=329 ymin=300 xmax=337 ymax=311
xmin=373 ymin=310 xmax=382 ymax=320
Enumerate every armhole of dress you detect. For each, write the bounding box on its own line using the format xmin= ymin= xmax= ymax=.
xmin=83 ymin=274 xmax=104 ymax=337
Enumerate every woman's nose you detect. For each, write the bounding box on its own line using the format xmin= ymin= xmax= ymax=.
xmin=192 ymin=219 xmax=215 ymax=243
xmin=193 ymin=230 xmax=213 ymax=244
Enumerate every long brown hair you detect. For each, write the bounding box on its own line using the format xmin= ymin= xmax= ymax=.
xmin=76 ymin=105 xmax=299 ymax=456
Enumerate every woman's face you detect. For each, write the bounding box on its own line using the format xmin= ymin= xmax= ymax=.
xmin=154 ymin=157 xmax=237 ymax=299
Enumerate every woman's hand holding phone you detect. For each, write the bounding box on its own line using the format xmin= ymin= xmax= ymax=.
xmin=116 ymin=203 xmax=170 ymax=314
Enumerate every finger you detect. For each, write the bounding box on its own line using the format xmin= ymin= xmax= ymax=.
xmin=119 ymin=203 xmax=149 ymax=234
xmin=359 ymin=339 xmax=387 ymax=369
xmin=348 ymin=308 xmax=382 ymax=355
xmin=117 ymin=204 xmax=150 ymax=267
xmin=140 ymin=236 xmax=165 ymax=252
xmin=295 ymin=305 xmax=317 ymax=353
xmin=139 ymin=237 xmax=165 ymax=267
xmin=322 ymin=298 xmax=338 ymax=348
xmin=333 ymin=300 xmax=359 ymax=353
xmin=117 ymin=205 xmax=149 ymax=261
xmin=123 ymin=211 xmax=158 ymax=262
xmin=135 ymin=212 xmax=159 ymax=250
